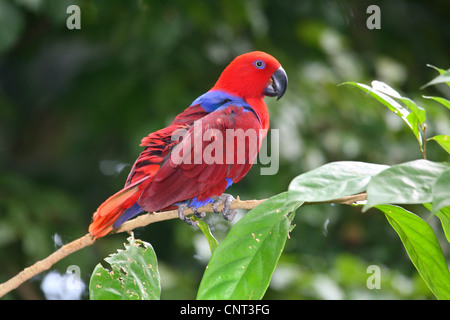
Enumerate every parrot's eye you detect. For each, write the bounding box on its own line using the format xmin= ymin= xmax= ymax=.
xmin=254 ymin=60 xmax=265 ymax=69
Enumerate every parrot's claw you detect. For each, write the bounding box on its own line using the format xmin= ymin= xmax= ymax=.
xmin=178 ymin=204 xmax=196 ymax=226
xmin=178 ymin=194 xmax=236 ymax=226
xmin=193 ymin=208 xmax=206 ymax=219
xmin=177 ymin=205 xmax=206 ymax=226
xmin=212 ymin=193 xmax=238 ymax=221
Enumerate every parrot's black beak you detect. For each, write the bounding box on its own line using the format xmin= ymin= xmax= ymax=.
xmin=264 ymin=66 xmax=288 ymax=101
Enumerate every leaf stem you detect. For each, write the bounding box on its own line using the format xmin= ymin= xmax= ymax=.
xmin=422 ymin=123 xmax=427 ymax=160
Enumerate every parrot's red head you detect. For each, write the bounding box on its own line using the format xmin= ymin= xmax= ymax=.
xmin=212 ymin=51 xmax=288 ymax=101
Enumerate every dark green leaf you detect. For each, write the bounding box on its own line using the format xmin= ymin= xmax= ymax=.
xmin=423 ymin=96 xmax=450 ymax=111
xmin=421 ymin=65 xmax=450 ymax=89
xmin=193 ymin=216 xmax=219 ymax=253
xmin=343 ymin=81 xmax=412 ymax=127
xmin=89 ymin=236 xmax=160 ymax=300
xmin=426 ymin=64 xmax=448 ymax=75
xmin=196 ymin=192 xmax=301 ymax=300
xmin=364 ymin=159 xmax=450 ymax=211
xmin=343 ymin=81 xmax=425 ymax=147
xmin=428 ymin=135 xmax=450 ymax=154
xmin=288 ymin=161 xmax=388 ymax=201
xmin=423 ymin=203 xmax=450 ymax=244
xmin=377 ymin=205 xmax=450 ymax=299
xmin=432 ymin=167 xmax=450 ymax=214
xmin=436 ymin=207 xmax=450 ymax=244
xmin=399 ymin=96 xmax=426 ymax=124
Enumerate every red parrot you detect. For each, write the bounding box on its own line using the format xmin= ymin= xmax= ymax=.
xmin=89 ymin=51 xmax=287 ymax=238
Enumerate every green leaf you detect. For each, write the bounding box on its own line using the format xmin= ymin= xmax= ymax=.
xmin=377 ymin=204 xmax=450 ymax=299
xmin=89 ymin=236 xmax=160 ymax=300
xmin=423 ymin=96 xmax=450 ymax=111
xmin=436 ymin=207 xmax=450 ymax=244
xmin=421 ymin=65 xmax=450 ymax=89
xmin=288 ymin=161 xmax=389 ymax=201
xmin=436 ymin=208 xmax=450 ymax=244
xmin=196 ymin=192 xmax=302 ymax=300
xmin=343 ymin=81 xmax=425 ymax=147
xmin=428 ymin=135 xmax=450 ymax=154
xmin=364 ymin=159 xmax=450 ymax=211
xmin=424 ymin=203 xmax=450 ymax=244
xmin=432 ymin=167 xmax=450 ymax=214
xmin=399 ymin=96 xmax=426 ymax=125
xmin=89 ymin=262 xmax=124 ymax=300
xmin=426 ymin=64 xmax=448 ymax=75
xmin=343 ymin=81 xmax=412 ymax=127
xmin=373 ymin=79 xmax=427 ymax=126
xmin=193 ymin=216 xmax=219 ymax=253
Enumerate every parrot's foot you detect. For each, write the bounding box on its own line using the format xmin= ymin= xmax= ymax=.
xmin=178 ymin=204 xmax=195 ymax=226
xmin=212 ymin=193 xmax=238 ymax=221
xmin=177 ymin=204 xmax=206 ymax=226
xmin=193 ymin=208 xmax=206 ymax=219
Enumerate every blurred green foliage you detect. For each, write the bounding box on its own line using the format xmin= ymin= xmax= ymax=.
xmin=0 ymin=0 xmax=449 ymax=299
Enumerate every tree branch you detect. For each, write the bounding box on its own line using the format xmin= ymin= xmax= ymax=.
xmin=0 ymin=193 xmax=366 ymax=298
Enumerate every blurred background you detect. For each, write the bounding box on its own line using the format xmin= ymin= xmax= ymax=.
xmin=0 ymin=0 xmax=449 ymax=299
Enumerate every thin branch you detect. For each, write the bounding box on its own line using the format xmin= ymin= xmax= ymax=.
xmin=0 ymin=193 xmax=367 ymax=298
xmin=0 ymin=233 xmax=95 ymax=298
xmin=112 ymin=196 xmax=267 ymax=234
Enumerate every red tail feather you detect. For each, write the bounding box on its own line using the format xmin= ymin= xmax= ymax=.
xmin=89 ymin=178 xmax=149 ymax=239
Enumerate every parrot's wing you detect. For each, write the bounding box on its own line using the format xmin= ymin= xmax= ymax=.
xmin=137 ymin=104 xmax=262 ymax=212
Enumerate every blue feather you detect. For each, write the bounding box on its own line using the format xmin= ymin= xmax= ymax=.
xmin=191 ymin=90 xmax=251 ymax=113
xmin=113 ymin=202 xmax=143 ymax=229
xmin=178 ymin=178 xmax=234 ymax=209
